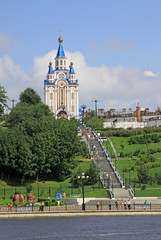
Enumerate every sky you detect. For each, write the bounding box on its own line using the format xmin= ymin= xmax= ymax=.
xmin=0 ymin=0 xmax=161 ymax=111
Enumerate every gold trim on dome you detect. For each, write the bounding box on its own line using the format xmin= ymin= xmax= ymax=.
xmin=49 ymin=61 xmax=52 ymax=67
xmin=69 ymin=61 xmax=74 ymax=67
xmin=58 ymin=35 xmax=63 ymax=45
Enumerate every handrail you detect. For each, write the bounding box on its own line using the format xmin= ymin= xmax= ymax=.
xmin=129 ymin=186 xmax=135 ymax=199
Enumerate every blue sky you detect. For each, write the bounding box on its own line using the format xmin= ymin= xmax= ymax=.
xmin=0 ymin=0 xmax=161 ymax=110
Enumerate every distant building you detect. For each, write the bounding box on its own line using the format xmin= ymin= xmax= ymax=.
xmin=97 ymin=104 xmax=161 ymax=129
xmin=44 ymin=36 xmax=79 ymax=119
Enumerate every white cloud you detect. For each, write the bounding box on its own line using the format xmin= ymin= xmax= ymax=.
xmin=0 ymin=55 xmax=31 ymax=105
xmin=88 ymin=37 xmax=133 ymax=55
xmin=0 ymin=32 xmax=18 ymax=52
xmin=0 ymin=50 xmax=161 ymax=111
xmin=143 ymin=70 xmax=159 ymax=77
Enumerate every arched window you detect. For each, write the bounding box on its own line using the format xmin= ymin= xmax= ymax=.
xmin=60 ymin=88 xmax=64 ymax=105
xmin=56 ymin=60 xmax=58 ymax=66
xmin=64 ymin=60 xmax=66 ymax=66
xmin=60 ymin=60 xmax=62 ymax=65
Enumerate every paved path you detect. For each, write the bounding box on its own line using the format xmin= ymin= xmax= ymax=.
xmin=1 ymin=210 xmax=161 ymax=218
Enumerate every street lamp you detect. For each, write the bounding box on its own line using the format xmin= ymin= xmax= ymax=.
xmin=78 ymin=172 xmax=89 ymax=210
xmin=8 ymin=97 xmax=17 ymax=108
xmin=81 ymin=104 xmax=86 ymax=124
xmin=92 ymin=98 xmax=100 ymax=117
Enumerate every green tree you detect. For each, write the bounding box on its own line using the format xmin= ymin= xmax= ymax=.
xmin=84 ymin=116 xmax=103 ymax=130
xmin=0 ymin=86 xmax=8 ymax=116
xmin=137 ymin=165 xmax=150 ymax=184
xmin=85 ymin=161 xmax=100 ymax=184
xmin=19 ymin=88 xmax=42 ymax=105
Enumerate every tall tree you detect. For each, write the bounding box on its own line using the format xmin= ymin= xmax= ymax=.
xmin=20 ymin=88 xmax=42 ymax=105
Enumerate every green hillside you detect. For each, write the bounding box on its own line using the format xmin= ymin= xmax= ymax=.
xmin=104 ymin=131 xmax=161 ymax=197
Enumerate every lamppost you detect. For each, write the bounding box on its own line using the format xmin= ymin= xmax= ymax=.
xmin=78 ymin=172 xmax=89 ymax=210
xmin=92 ymin=98 xmax=100 ymax=117
xmin=81 ymin=104 xmax=86 ymax=124
xmin=8 ymin=98 xmax=17 ymax=108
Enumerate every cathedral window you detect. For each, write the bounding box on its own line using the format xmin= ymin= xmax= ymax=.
xmin=60 ymin=88 xmax=64 ymax=105
xmin=60 ymin=60 xmax=62 ymax=65
xmin=56 ymin=60 xmax=58 ymax=66
xmin=72 ymin=93 xmax=74 ymax=100
xmin=64 ymin=60 xmax=66 ymax=66
xmin=72 ymin=106 xmax=74 ymax=112
xmin=50 ymin=93 xmax=53 ymax=99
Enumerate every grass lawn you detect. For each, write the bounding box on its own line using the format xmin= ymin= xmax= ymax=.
xmin=106 ymin=134 xmax=161 ymax=159
xmin=135 ymin=188 xmax=161 ymax=197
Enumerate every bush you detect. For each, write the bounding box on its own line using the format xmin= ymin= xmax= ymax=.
xmin=149 ymin=149 xmax=157 ymax=154
xmin=133 ymin=149 xmax=140 ymax=156
xmin=120 ymin=152 xmax=124 ymax=157
xmin=141 ymin=185 xmax=146 ymax=190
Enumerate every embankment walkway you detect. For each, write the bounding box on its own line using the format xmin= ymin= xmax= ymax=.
xmin=1 ymin=210 xmax=161 ymax=218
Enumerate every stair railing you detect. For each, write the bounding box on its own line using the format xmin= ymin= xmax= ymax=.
xmin=81 ymin=123 xmax=124 ymax=188
xmin=92 ymin=128 xmax=124 ymax=188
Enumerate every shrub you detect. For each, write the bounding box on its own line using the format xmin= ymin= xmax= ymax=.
xmin=120 ymin=152 xmax=124 ymax=157
xmin=133 ymin=149 xmax=140 ymax=156
xmin=141 ymin=185 xmax=146 ymax=190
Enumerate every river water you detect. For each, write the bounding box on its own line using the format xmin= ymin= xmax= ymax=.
xmin=1 ymin=216 xmax=161 ymax=240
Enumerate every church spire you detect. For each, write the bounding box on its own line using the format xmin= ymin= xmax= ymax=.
xmin=48 ymin=60 xmax=53 ymax=73
xmin=69 ymin=61 xmax=75 ymax=73
xmin=56 ymin=35 xmax=65 ymax=57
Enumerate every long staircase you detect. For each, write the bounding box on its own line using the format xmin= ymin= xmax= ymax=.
xmin=81 ymin=124 xmax=132 ymax=200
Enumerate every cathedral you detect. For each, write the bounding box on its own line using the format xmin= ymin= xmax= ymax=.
xmin=44 ymin=36 xmax=79 ymax=119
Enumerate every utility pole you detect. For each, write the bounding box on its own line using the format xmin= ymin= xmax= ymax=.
xmin=92 ymin=98 xmax=100 ymax=117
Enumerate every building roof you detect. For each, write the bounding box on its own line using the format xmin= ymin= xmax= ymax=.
xmin=48 ymin=61 xmax=54 ymax=73
xmin=69 ymin=62 xmax=75 ymax=74
xmin=56 ymin=44 xmax=65 ymax=57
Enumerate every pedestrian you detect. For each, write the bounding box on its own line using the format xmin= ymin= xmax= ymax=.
xmin=10 ymin=203 xmax=13 ymax=212
xmin=39 ymin=202 xmax=42 ymax=211
xmin=121 ymin=199 xmax=124 ymax=208
xmin=128 ymin=199 xmax=131 ymax=210
xmin=57 ymin=200 xmax=60 ymax=206
xmin=96 ymin=201 xmax=100 ymax=210
xmin=144 ymin=200 xmax=147 ymax=210
xmin=124 ymin=201 xmax=127 ymax=210
xmin=8 ymin=203 xmax=10 ymax=212
xmin=115 ymin=199 xmax=118 ymax=210
xmin=41 ymin=201 xmax=44 ymax=211
xmin=109 ymin=201 xmax=111 ymax=210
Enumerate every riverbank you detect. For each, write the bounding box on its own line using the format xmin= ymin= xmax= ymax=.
xmin=1 ymin=210 xmax=161 ymax=218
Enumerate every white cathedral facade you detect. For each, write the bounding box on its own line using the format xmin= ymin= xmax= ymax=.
xmin=44 ymin=36 xmax=79 ymax=119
